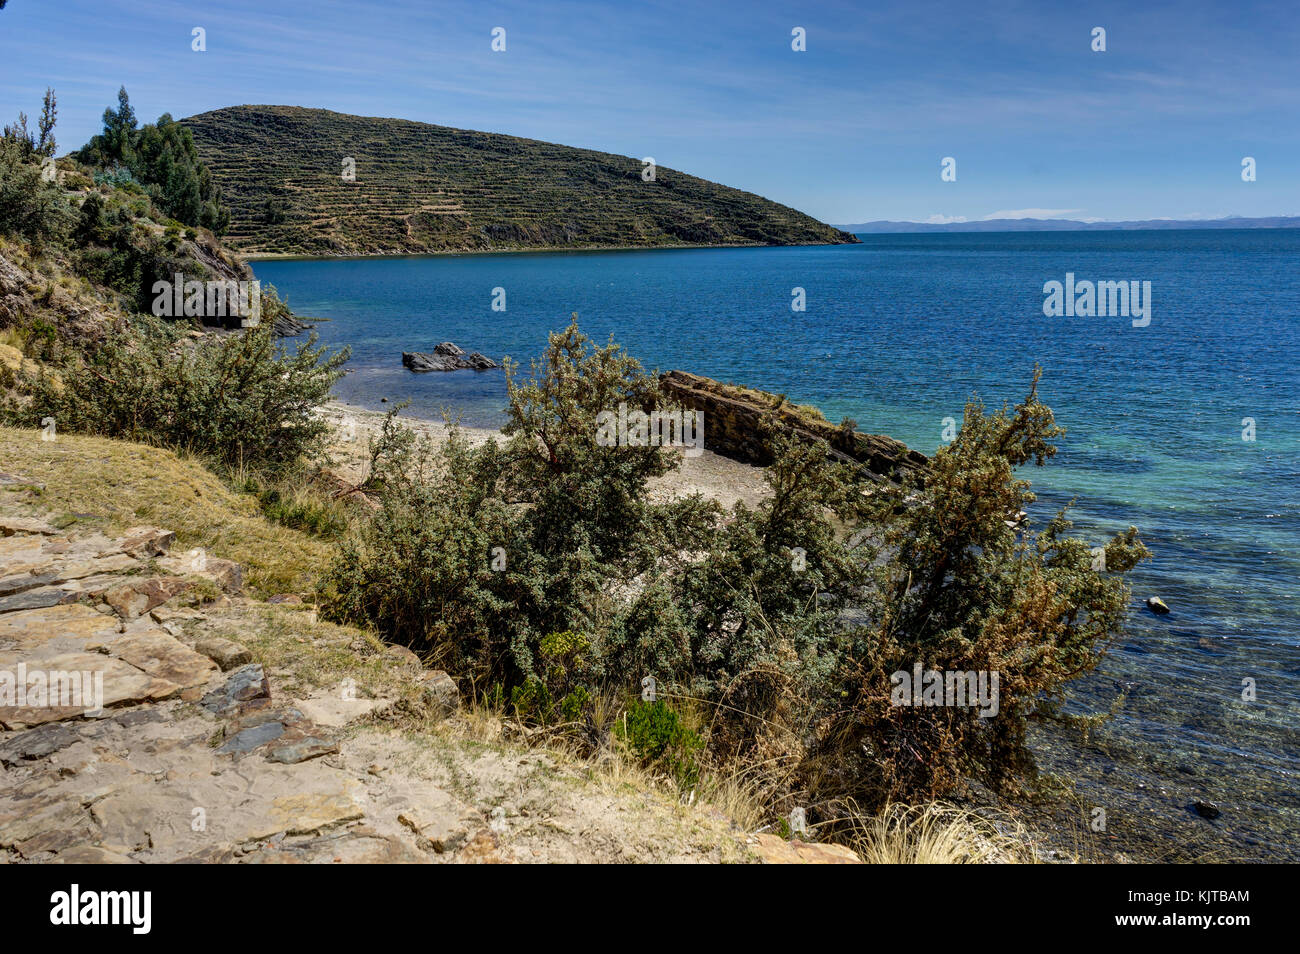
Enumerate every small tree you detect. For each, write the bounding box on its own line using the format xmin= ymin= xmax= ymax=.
xmin=37 ymin=88 xmax=56 ymax=158
xmin=2 ymin=110 xmax=33 ymax=159
xmin=0 ymin=135 xmax=73 ymax=248
xmin=809 ymin=367 xmax=1149 ymax=805
xmin=101 ymin=86 xmax=136 ymax=161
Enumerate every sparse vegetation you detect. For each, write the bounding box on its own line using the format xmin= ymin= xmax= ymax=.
xmin=0 ymin=426 xmax=333 ymax=595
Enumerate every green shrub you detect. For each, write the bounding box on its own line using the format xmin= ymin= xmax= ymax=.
xmin=6 ymin=317 xmax=348 ymax=476
xmin=508 ymin=630 xmax=594 ymax=727
xmin=319 ymin=317 xmax=706 ymax=693
xmin=615 ymin=699 xmax=703 ymax=789
xmin=92 ymin=164 xmax=137 ymax=189
xmin=804 ymin=369 xmax=1150 ymax=807
xmin=0 ymin=138 xmax=74 ymax=249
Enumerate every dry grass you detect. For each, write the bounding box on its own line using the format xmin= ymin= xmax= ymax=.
xmin=0 ymin=425 xmax=334 ymax=596
xmin=431 ymin=686 xmax=772 ymax=836
xmin=694 ymin=769 xmax=768 ymax=832
xmin=841 ymin=802 xmax=1040 ymax=864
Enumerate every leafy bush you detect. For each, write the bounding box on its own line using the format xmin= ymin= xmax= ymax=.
xmin=320 ymin=317 xmax=708 ymax=690
xmin=320 ymin=320 xmax=1148 ymax=809
xmin=7 ymin=317 xmax=348 ymax=475
xmin=615 ymin=700 xmax=703 ymax=789
xmin=92 ymin=164 xmax=138 ymax=189
xmin=0 ymin=138 xmax=74 ymax=249
xmin=803 ymin=369 xmax=1150 ymax=806
xmin=318 ymin=423 xmax=517 ymax=675
xmin=509 ymin=630 xmax=594 ymax=727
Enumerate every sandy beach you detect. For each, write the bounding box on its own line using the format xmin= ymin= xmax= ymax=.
xmin=320 ymin=400 xmax=774 ymax=511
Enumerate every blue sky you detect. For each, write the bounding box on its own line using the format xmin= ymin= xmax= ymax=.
xmin=2 ymin=0 xmax=1297 ymax=223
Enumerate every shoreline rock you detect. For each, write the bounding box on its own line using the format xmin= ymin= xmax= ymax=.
xmin=402 ymin=342 xmax=500 ymax=373
xmin=659 ymin=370 xmax=928 ymax=482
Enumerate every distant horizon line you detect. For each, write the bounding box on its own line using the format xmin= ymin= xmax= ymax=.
xmin=833 ymin=215 xmax=1300 ymax=234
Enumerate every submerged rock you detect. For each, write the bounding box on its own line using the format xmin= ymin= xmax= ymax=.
xmin=1145 ymin=596 xmax=1171 ymax=615
xmin=402 ymin=341 xmax=500 ymax=372
xmin=1191 ymin=800 xmax=1222 ymax=820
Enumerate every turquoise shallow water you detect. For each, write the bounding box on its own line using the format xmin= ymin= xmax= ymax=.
xmin=254 ymin=229 xmax=1300 ymax=859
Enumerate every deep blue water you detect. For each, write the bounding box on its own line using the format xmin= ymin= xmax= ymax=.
xmin=255 ymin=230 xmax=1300 ymax=859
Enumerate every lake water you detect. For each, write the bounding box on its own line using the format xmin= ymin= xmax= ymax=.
xmin=254 ymin=230 xmax=1300 ymax=860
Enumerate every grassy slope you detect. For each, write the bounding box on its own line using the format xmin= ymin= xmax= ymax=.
xmin=182 ymin=105 xmax=857 ymax=256
xmin=0 ymin=426 xmax=332 ymax=596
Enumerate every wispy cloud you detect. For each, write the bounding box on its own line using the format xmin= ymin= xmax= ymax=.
xmin=981 ymin=209 xmax=1085 ymax=220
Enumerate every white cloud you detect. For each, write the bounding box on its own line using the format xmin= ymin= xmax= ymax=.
xmin=926 ymin=214 xmax=967 ymax=224
xmin=981 ymin=208 xmax=1085 ymax=220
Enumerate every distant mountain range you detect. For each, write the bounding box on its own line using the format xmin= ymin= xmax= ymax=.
xmin=182 ymin=106 xmax=856 ymax=257
xmin=834 ymin=216 xmax=1300 ymax=233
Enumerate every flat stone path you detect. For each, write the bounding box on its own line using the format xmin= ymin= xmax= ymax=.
xmin=0 ymin=487 xmax=852 ymax=864
xmin=0 ymin=509 xmax=501 ymax=864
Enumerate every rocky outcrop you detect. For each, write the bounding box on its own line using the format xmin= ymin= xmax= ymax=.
xmin=0 ymin=234 xmax=308 ymax=350
xmin=659 ymin=370 xmax=928 ymax=482
xmin=402 ymin=342 xmax=500 ymax=372
xmin=750 ymin=833 xmax=863 ymax=864
xmin=0 ymin=514 xmax=482 ymax=864
xmin=271 ymin=312 xmax=312 ymax=337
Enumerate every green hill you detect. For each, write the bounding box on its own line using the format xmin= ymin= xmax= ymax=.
xmin=181 ymin=106 xmax=856 ymax=256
